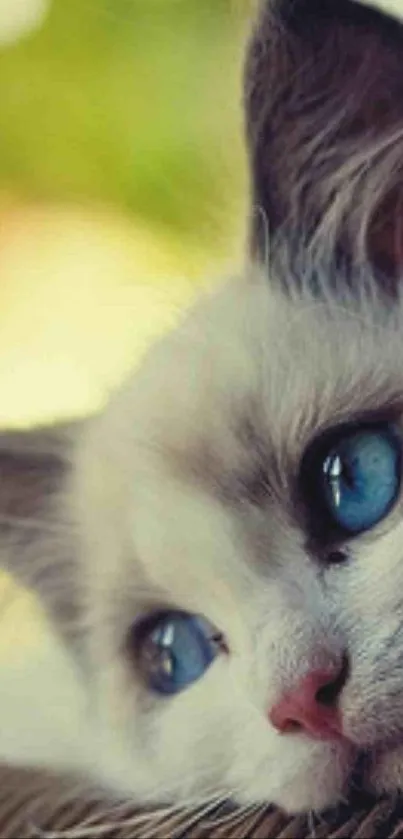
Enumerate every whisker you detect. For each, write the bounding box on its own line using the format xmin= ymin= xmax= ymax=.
xmin=206 ymin=801 xmax=252 ymax=828
xmin=0 ymin=515 xmax=71 ymax=535
xmin=308 ymin=809 xmax=317 ymax=838
xmin=254 ymin=204 xmax=271 ymax=275
xmin=30 ymin=791 xmax=232 ymax=839
xmin=155 ymin=798 xmax=226 ymax=839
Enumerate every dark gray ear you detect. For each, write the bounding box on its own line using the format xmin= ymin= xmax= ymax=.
xmin=245 ymin=0 xmax=403 ymax=290
xmin=0 ymin=421 xmax=84 ymax=648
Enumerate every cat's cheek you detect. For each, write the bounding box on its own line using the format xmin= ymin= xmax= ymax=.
xmin=369 ymin=745 xmax=403 ymax=794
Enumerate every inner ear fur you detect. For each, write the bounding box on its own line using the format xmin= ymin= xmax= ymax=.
xmin=0 ymin=422 xmax=83 ymax=648
xmin=245 ymin=0 xmax=403 ymax=288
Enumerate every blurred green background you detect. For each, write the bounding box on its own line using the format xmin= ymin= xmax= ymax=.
xmin=0 ymin=0 xmax=249 ymax=254
xmin=0 ymin=0 xmax=251 ymax=650
xmin=0 ymin=0 xmax=250 ymax=428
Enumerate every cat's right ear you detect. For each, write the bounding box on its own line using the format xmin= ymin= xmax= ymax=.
xmin=245 ymin=0 xmax=403 ymax=291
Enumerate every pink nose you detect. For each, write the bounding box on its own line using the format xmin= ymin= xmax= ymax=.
xmin=269 ymin=668 xmax=345 ymax=741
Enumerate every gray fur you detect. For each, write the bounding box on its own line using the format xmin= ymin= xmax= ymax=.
xmin=0 ymin=421 xmax=83 ymax=648
xmin=245 ymin=0 xmax=403 ymax=291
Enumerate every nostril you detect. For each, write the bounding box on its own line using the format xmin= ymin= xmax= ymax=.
xmin=269 ymin=654 xmax=350 ymax=740
xmin=315 ymin=652 xmax=350 ymax=707
xmin=279 ymin=719 xmax=303 ymax=734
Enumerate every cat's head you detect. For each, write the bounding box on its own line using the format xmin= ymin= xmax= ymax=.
xmin=72 ymin=255 xmax=403 ymax=813
xmin=21 ymin=0 xmax=403 ymax=816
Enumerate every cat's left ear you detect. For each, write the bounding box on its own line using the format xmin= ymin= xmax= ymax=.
xmin=0 ymin=422 xmax=82 ymax=647
xmin=245 ymin=0 xmax=403 ymax=288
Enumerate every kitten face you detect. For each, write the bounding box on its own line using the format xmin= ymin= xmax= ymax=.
xmin=5 ymin=0 xmax=403 ymax=817
xmin=69 ymin=263 xmax=403 ymax=812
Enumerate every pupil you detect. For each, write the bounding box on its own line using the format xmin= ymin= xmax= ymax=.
xmin=160 ymin=650 xmax=174 ymax=677
xmin=132 ymin=610 xmax=223 ymax=696
xmin=340 ymin=458 xmax=355 ymax=490
xmin=326 ymin=453 xmax=355 ymax=491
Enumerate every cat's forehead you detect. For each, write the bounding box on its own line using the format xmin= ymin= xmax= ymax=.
xmin=156 ymin=270 xmax=403 ymax=495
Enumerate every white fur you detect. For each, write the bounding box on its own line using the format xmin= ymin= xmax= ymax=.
xmin=9 ymin=262 xmax=397 ymax=813
xmin=3 ymin=0 xmax=403 ymax=813
xmin=0 ymin=626 xmax=90 ymax=771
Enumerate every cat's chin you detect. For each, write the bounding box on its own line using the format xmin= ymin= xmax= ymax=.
xmin=235 ymin=739 xmax=355 ymax=815
xmin=267 ymin=739 xmax=403 ymax=814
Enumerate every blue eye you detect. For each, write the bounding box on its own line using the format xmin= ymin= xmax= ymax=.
xmin=134 ymin=611 xmax=222 ymax=696
xmin=302 ymin=424 xmax=401 ymax=538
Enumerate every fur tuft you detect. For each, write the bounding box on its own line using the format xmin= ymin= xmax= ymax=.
xmin=245 ymin=0 xmax=403 ymax=288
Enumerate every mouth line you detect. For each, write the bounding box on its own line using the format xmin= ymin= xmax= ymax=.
xmin=322 ymin=750 xmax=378 ymax=819
xmin=344 ymin=743 xmax=400 ymax=802
xmin=348 ymin=749 xmax=372 ymax=790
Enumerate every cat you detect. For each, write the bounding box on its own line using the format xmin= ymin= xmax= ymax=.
xmin=3 ymin=0 xmax=403 ymax=817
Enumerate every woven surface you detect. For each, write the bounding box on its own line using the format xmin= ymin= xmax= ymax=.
xmin=0 ymin=766 xmax=402 ymax=839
